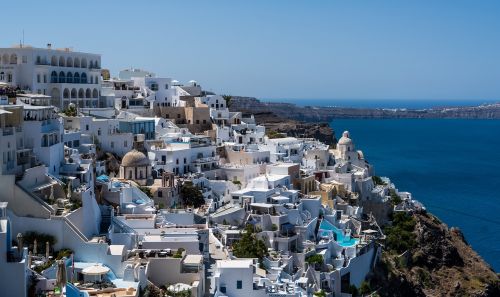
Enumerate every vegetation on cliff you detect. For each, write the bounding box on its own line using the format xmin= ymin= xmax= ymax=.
xmin=371 ymin=212 xmax=499 ymax=297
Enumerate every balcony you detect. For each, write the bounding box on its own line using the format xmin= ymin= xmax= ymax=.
xmin=2 ymin=127 xmax=14 ymax=136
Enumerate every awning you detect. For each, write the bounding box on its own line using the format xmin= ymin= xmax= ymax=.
xmin=82 ymin=264 xmax=110 ymax=275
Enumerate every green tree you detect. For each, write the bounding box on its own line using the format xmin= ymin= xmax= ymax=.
xmin=180 ymin=182 xmax=205 ymax=208
xmin=232 ymin=225 xmax=268 ymax=260
xmin=314 ymin=290 xmax=327 ymax=297
xmin=384 ymin=212 xmax=416 ymax=253
xmin=222 ymin=94 xmax=233 ymax=108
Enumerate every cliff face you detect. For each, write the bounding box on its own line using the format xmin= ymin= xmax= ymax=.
xmin=230 ymin=96 xmax=500 ymax=121
xmin=374 ymin=213 xmax=499 ymax=297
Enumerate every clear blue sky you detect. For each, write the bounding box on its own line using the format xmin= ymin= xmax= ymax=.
xmin=3 ymin=0 xmax=500 ymax=100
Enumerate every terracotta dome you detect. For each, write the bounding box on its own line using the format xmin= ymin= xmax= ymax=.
xmin=121 ymin=149 xmax=150 ymax=167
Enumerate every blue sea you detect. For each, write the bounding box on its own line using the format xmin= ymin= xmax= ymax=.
xmin=266 ymin=98 xmax=500 ymax=271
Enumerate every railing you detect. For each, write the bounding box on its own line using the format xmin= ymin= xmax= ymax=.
xmin=2 ymin=127 xmax=14 ymax=135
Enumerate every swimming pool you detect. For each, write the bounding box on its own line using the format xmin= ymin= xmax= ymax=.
xmin=318 ymin=220 xmax=358 ymax=247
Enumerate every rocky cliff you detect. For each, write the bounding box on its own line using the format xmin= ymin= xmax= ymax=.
xmin=373 ymin=212 xmax=499 ymax=297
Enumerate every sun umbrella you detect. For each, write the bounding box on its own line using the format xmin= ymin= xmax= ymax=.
xmin=16 ymin=233 xmax=23 ymax=254
xmin=33 ymin=239 xmax=38 ymax=255
xmin=56 ymin=259 xmax=67 ymax=297
xmin=45 ymin=241 xmax=50 ymax=259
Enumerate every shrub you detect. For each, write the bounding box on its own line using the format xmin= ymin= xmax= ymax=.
xmin=359 ymin=281 xmax=371 ymax=295
xmin=384 ymin=212 xmax=416 ymax=253
xmin=271 ymin=224 xmax=278 ymax=231
xmin=372 ymin=175 xmax=386 ymax=186
xmin=306 ymin=253 xmax=323 ymax=265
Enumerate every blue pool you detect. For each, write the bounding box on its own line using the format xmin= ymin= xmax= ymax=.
xmin=319 ymin=220 xmax=358 ymax=247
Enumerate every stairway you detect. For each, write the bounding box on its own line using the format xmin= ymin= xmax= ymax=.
xmin=100 ymin=206 xmax=112 ymax=234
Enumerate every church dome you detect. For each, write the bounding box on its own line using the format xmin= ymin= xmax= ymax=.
xmin=337 ymin=131 xmax=352 ymax=145
xmin=121 ymin=149 xmax=150 ymax=167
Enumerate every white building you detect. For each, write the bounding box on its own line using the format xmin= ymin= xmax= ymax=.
xmin=0 ymin=202 xmax=29 ymax=297
xmin=0 ymin=44 xmax=101 ymax=109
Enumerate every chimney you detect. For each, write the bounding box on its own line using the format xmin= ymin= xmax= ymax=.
xmin=47 ymin=43 xmax=52 ymax=49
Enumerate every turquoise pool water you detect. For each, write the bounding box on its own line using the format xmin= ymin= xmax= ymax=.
xmin=319 ymin=220 xmax=358 ymax=247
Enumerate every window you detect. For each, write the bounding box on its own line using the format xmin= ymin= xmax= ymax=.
xmin=43 ymin=74 xmax=47 ymax=83
xmin=124 ymin=141 xmax=127 ymax=147
xmin=37 ymin=74 xmax=41 ymax=83
xmin=7 ymin=73 xmax=12 ymax=82
xmin=110 ymin=141 xmax=114 ymax=148
xmin=176 ymin=159 xmax=179 ymax=165
xmin=22 ymin=55 xmax=27 ymax=63
xmin=0 ymin=72 xmax=4 ymax=81
xmin=220 ymin=287 xmax=226 ymax=294
xmin=237 ymin=280 xmax=242 ymax=289
xmin=165 ymin=84 xmax=169 ymax=89
xmin=158 ymin=191 xmax=163 ymax=197
xmin=183 ymin=158 xmax=187 ymax=164
xmin=85 ymin=125 xmax=89 ymax=131
xmin=97 ymin=129 xmax=101 ymax=136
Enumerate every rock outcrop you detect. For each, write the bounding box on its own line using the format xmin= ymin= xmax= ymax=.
xmin=374 ymin=213 xmax=499 ymax=297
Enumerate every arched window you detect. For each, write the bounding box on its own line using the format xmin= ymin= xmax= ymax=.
xmin=78 ymin=88 xmax=84 ymax=98
xmin=85 ymin=88 xmax=91 ymax=98
xmin=71 ymin=88 xmax=77 ymax=98
xmin=63 ymin=88 xmax=70 ymax=99
xmin=2 ymin=54 xmax=8 ymax=65
xmin=74 ymin=57 xmax=80 ymax=68
xmin=90 ymin=76 xmax=93 ymax=84
xmin=58 ymin=56 xmax=65 ymax=67
xmin=95 ymin=76 xmax=99 ymax=84
xmin=66 ymin=72 xmax=73 ymax=83
xmin=58 ymin=71 xmax=65 ymax=83
xmin=73 ymin=72 xmax=80 ymax=84
xmin=10 ymin=54 xmax=17 ymax=64
xmin=51 ymin=56 xmax=57 ymax=66
xmin=51 ymin=71 xmax=58 ymax=83
xmin=81 ymin=58 xmax=87 ymax=68
xmin=66 ymin=57 xmax=73 ymax=67
xmin=92 ymin=88 xmax=98 ymax=98
xmin=36 ymin=56 xmax=41 ymax=64
xmin=0 ymin=72 xmax=4 ymax=81
xmin=81 ymin=73 xmax=87 ymax=84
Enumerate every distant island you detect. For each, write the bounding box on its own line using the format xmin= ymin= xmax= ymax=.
xmin=230 ymin=97 xmax=500 ymax=122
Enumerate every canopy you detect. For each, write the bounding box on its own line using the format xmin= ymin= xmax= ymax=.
xmin=82 ymin=264 xmax=110 ymax=275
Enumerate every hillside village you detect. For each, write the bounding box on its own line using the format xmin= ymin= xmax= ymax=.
xmin=0 ymin=44 xmax=430 ymax=297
